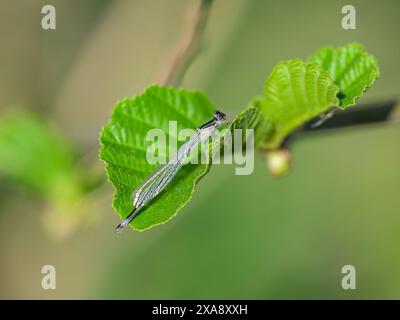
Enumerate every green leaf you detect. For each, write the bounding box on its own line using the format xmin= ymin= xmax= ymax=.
xmin=0 ymin=112 xmax=81 ymax=202
xmin=0 ymin=111 xmax=105 ymax=238
xmin=233 ymin=59 xmax=340 ymax=149
xmin=99 ymin=85 xmax=215 ymax=231
xmin=230 ymin=103 xmax=273 ymax=148
xmin=309 ymin=43 xmax=380 ymax=108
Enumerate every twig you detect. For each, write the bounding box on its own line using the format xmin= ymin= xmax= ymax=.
xmin=154 ymin=0 xmax=213 ymax=86
xmin=283 ymin=99 xmax=400 ymax=147
xmin=304 ymin=99 xmax=400 ymax=131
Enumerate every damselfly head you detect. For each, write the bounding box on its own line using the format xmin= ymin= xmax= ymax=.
xmin=213 ymin=110 xmax=227 ymax=126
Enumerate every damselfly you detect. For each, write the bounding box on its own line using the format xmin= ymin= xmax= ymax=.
xmin=115 ymin=111 xmax=227 ymax=233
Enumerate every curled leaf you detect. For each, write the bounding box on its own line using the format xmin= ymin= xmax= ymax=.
xmin=310 ymin=43 xmax=380 ymax=108
xmin=232 ymin=59 xmax=340 ymax=149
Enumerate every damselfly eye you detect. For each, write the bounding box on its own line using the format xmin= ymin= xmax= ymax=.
xmin=214 ymin=110 xmax=227 ymax=123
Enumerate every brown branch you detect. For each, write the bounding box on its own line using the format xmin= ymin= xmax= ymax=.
xmin=154 ymin=0 xmax=213 ymax=86
xmin=283 ymin=99 xmax=400 ymax=147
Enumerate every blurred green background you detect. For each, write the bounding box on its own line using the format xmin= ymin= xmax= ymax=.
xmin=0 ymin=0 xmax=400 ymax=299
